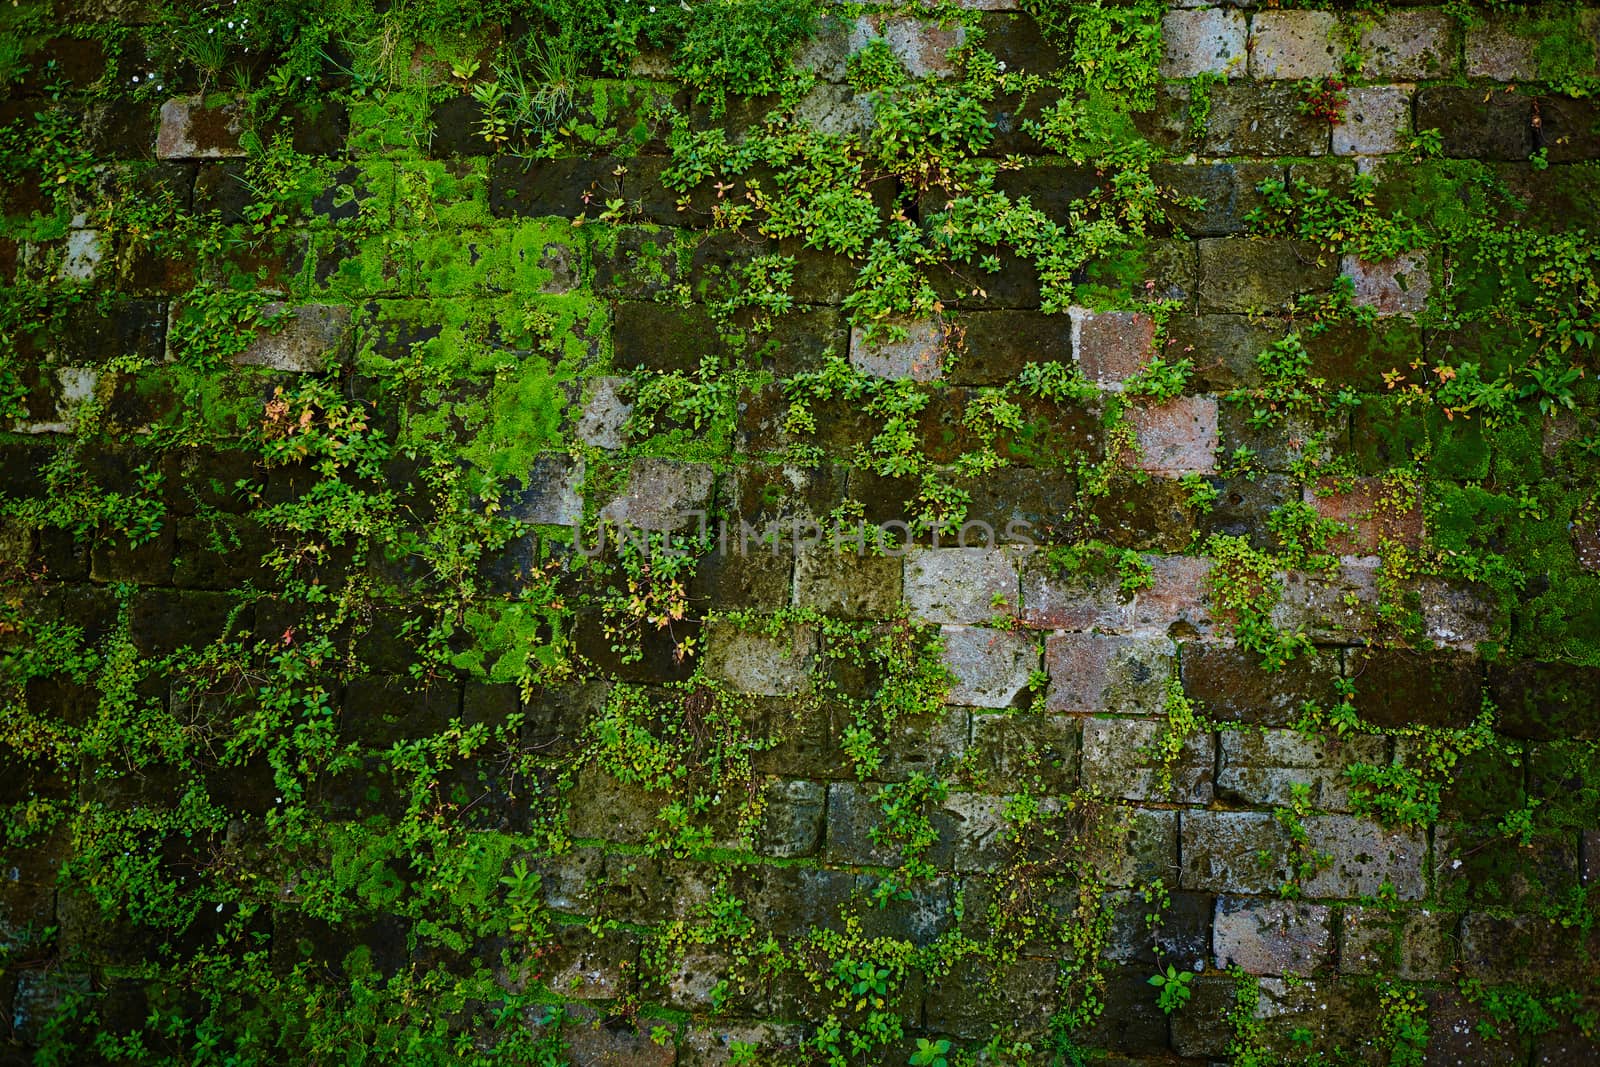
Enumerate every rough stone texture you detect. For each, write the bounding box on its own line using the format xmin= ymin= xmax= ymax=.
xmin=233 ymin=304 xmax=352 ymax=371
xmin=1181 ymin=643 xmax=1343 ymax=726
xmin=1333 ymin=86 xmax=1412 ymax=157
xmin=1465 ymin=16 xmax=1539 ymax=81
xmin=1044 ymin=632 xmax=1173 ymax=714
xmin=1340 ymin=905 xmax=1456 ymax=980
xmin=510 ymin=453 xmax=584 ymax=526
xmin=849 ymin=319 xmax=945 ymax=382
xmin=970 ymin=713 xmax=1078 ymax=792
xmin=1359 ymin=9 xmax=1457 ymax=80
xmin=940 ymin=625 xmax=1038 ymax=709
xmin=1074 ymin=308 xmax=1156 ymax=384
xmin=1341 ymin=251 xmax=1431 ymax=316
xmin=1081 ymin=716 xmax=1214 ymax=804
xmin=1212 ymin=896 xmax=1334 ymax=975
xmin=702 ymin=620 xmax=816 ymax=696
xmin=157 ymin=96 xmax=248 ymax=158
xmin=1127 ymin=396 xmax=1218 ymax=474
xmin=576 ymin=376 xmax=632 ymax=450
xmin=904 ymin=548 xmax=1019 ymax=623
xmin=1217 ymin=729 xmax=1388 ymax=812
xmin=793 ymin=547 xmax=901 ymax=619
xmin=1305 ymin=477 xmax=1424 ymax=553
xmin=1199 ymin=239 xmax=1339 ymax=312
xmin=1249 ymin=10 xmax=1342 ymax=79
xmin=849 ymin=16 xmax=964 ymax=79
xmin=1181 ymin=811 xmax=1427 ymax=899
xmin=1160 ymin=8 xmax=1248 ymax=78
xmin=1415 ymin=87 xmax=1534 ymax=161
xmin=1272 ymin=557 xmax=1383 ymax=643
xmin=599 ymin=457 xmax=715 ymax=533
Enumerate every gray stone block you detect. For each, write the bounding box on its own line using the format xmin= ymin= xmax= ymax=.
xmin=940 ymin=624 xmax=1037 ymax=709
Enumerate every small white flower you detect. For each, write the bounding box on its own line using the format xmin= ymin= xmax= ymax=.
xmin=215 ymin=903 xmax=224 ymax=912
xmin=131 ymin=75 xmax=139 ymax=82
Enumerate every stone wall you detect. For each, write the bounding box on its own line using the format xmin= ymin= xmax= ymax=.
xmin=2 ymin=1 xmax=1600 ymax=1063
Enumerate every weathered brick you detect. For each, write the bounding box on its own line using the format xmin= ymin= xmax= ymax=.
xmin=1488 ymin=659 xmax=1600 ymax=740
xmin=1415 ymin=87 xmax=1534 ymax=161
xmin=598 ymin=456 xmax=714 ymax=533
xmin=1419 ymin=576 xmax=1497 ymax=649
xmin=509 ymin=453 xmax=583 ymax=526
xmin=1045 ymin=632 xmax=1173 ymax=714
xmin=1081 ymin=716 xmax=1214 ymax=804
xmin=1217 ymin=728 xmax=1388 ymax=812
xmin=1304 ymin=477 xmax=1424 ymax=553
xmin=1250 ymin=10 xmax=1342 ymax=79
xmin=794 ymin=547 xmax=901 ymax=618
xmin=924 ymin=957 xmax=1059 ymax=1041
xmin=1341 ymin=250 xmax=1431 ymax=315
xmin=1201 ymin=83 xmax=1331 ymax=156
xmin=1271 ymin=556 xmax=1382 ymax=643
xmin=849 ymin=319 xmax=945 ymax=381
xmin=702 ymin=619 xmax=816 ymax=696
xmin=1333 ymin=86 xmax=1413 ymax=157
xmin=756 ymin=778 xmax=827 ymax=858
xmin=1198 ymin=238 xmax=1339 ymax=312
xmin=1160 ymin=8 xmax=1248 ymax=78
xmin=576 ymin=376 xmax=632 ymax=450
xmin=1181 ymin=643 xmax=1341 ymax=726
xmin=1339 ymin=905 xmax=1457 ymax=980
xmin=970 ymin=712 xmax=1078 ymax=793
xmin=1180 ymin=810 xmax=1426 ymax=899
xmin=905 ymin=547 xmax=1019 ymax=623
xmin=849 ymin=15 xmax=964 ymax=79
xmin=1359 ymin=9 xmax=1457 ymax=79
xmin=1150 ymin=163 xmax=1280 ymax=239
xmin=947 ymin=310 xmax=1069 ymax=385
xmin=1346 ymin=647 xmax=1482 ymax=729
xmin=1461 ymin=913 xmax=1594 ymax=984
xmin=1212 ymin=896 xmax=1334 ymax=975
xmin=940 ymin=625 xmax=1037 ymax=709
xmin=157 ymin=96 xmax=247 ymax=159
xmin=1073 ymin=307 xmax=1155 ymax=384
xmin=232 ymin=303 xmax=351 ymax=371
xmin=1465 ymin=16 xmax=1540 ymax=81
xmin=1127 ymin=396 xmax=1218 ymax=474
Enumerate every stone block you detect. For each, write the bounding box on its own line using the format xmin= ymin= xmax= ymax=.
xmin=702 ymin=619 xmax=816 ymax=696
xmin=1181 ymin=642 xmax=1342 ymax=726
xmin=1465 ymin=16 xmax=1539 ymax=80
xmin=509 ymin=453 xmax=583 ymax=526
xmin=1333 ymin=86 xmax=1413 ymax=156
xmin=1045 ymin=632 xmax=1173 ymax=714
xmin=940 ymin=625 xmax=1037 ymax=709
xmin=577 ymin=376 xmax=631 ymax=450
xmin=233 ymin=303 xmax=352 ymax=371
xmin=1104 ymin=889 xmax=1213 ymax=968
xmin=1461 ymin=913 xmax=1591 ymax=984
xmin=1073 ymin=307 xmax=1155 ymax=384
xmin=1425 ymin=990 xmax=1528 ymax=1066
xmin=1341 ymin=250 xmax=1431 ymax=315
xmin=1081 ymin=716 xmax=1215 ymax=804
xmin=599 ymin=457 xmax=715 ymax=533
xmin=793 ymin=547 xmax=902 ymax=618
xmin=924 ymin=956 xmax=1060 ymax=1041
xmin=905 ymin=547 xmax=1019 ymax=623
xmin=1212 ymin=896 xmax=1334 ymax=975
xmin=1305 ymin=477 xmax=1424 ymax=553
xmin=1250 ymin=10 xmax=1342 ymax=79
xmin=1020 ymin=558 xmax=1126 ymax=630
xmin=1419 ymin=577 xmax=1496 ymax=650
xmin=1339 ymin=905 xmax=1456 ymax=980
xmin=1415 ymin=87 xmax=1534 ymax=161
xmin=947 ymin=310 xmax=1069 ymax=385
xmin=1180 ymin=810 xmax=1425 ymax=899
xmin=1359 ymin=9 xmax=1457 ymax=79
xmin=1127 ymin=396 xmax=1218 ymax=474
xmin=1345 ymin=647 xmax=1482 ymax=730
xmin=157 ymin=95 xmax=247 ymax=159
xmin=757 ymin=778 xmax=827 ymax=858
xmin=849 ymin=319 xmax=945 ymax=381
xmin=1198 ymin=238 xmax=1339 ymax=312
xmin=877 ymin=706 xmax=969 ymax=781
xmin=1150 ymin=162 xmax=1280 ymax=239
xmin=1217 ymin=728 xmax=1387 ymax=812
xmin=970 ymin=712 xmax=1079 ymax=793
xmin=1271 ymin=556 xmax=1382 ymax=643
xmin=1110 ymin=807 xmax=1180 ymax=886
xmin=1201 ymin=83 xmax=1330 ymax=156
xmin=1160 ymin=8 xmax=1248 ymax=78
xmin=1125 ymin=554 xmax=1217 ymax=638
xmin=541 ymin=924 xmax=637 ymax=1000
xmin=849 ymin=15 xmax=965 ymax=79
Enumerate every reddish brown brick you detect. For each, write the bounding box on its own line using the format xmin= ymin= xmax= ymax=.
xmin=1304 ymin=478 xmax=1423 ymax=553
